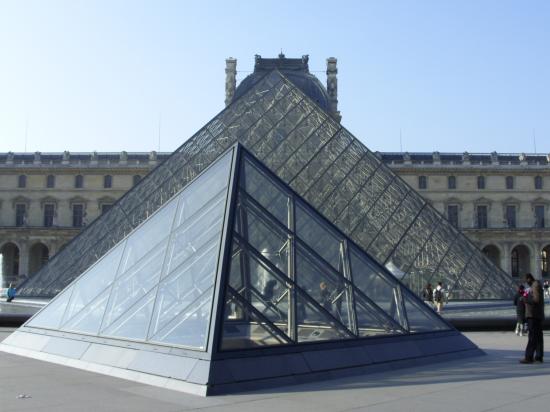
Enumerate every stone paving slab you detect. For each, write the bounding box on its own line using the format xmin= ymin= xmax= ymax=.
xmin=1 ymin=328 xmax=549 ymax=412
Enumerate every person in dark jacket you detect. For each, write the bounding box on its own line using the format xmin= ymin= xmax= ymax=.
xmin=520 ymin=273 xmax=545 ymax=364
xmin=513 ymin=285 xmax=527 ymax=336
xmin=423 ymin=284 xmax=434 ymax=308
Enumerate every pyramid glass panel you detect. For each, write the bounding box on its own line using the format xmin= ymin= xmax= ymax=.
xmin=150 ymin=286 xmax=214 ymax=348
xmin=18 ymin=65 xmax=513 ymax=304
xmin=61 ymin=242 xmax=126 ymax=327
xmin=148 ymin=239 xmax=220 ymax=339
xmin=102 ymin=288 xmax=157 ymax=340
xmin=25 ymin=284 xmax=74 ymax=329
xmin=348 ymin=247 xmax=407 ymax=328
xmin=221 ymin=287 xmax=290 ymax=350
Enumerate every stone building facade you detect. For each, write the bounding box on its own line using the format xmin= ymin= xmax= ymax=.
xmin=1 ymin=149 xmax=549 ymax=287
xmin=381 ymin=151 xmax=550 ymax=280
xmin=0 ymin=151 xmax=169 ymax=287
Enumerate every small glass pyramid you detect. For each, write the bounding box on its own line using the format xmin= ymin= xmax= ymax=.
xmin=2 ymin=146 xmax=481 ymax=395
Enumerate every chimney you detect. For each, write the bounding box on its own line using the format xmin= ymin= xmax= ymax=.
xmin=225 ymin=58 xmax=237 ymax=106
xmin=326 ymin=57 xmax=341 ymax=122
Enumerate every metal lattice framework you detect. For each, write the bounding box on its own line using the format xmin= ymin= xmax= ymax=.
xmin=18 ymin=70 xmax=514 ymax=300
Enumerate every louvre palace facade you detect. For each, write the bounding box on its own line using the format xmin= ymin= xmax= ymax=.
xmin=1 ymin=150 xmax=549 ymax=288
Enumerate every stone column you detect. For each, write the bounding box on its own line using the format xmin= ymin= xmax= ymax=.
xmin=502 ymin=242 xmax=512 ymax=276
xmin=326 ymin=57 xmax=341 ymax=122
xmin=18 ymin=241 xmax=30 ymax=281
xmin=533 ymin=242 xmax=542 ymax=279
xmin=225 ymin=58 xmax=237 ymax=107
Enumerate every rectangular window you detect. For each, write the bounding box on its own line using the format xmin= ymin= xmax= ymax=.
xmin=18 ymin=175 xmax=26 ymax=188
xmin=477 ymin=176 xmax=485 ymax=189
xmin=15 ymin=204 xmax=26 ymax=226
xmin=535 ymin=176 xmax=543 ymax=190
xmin=476 ymin=205 xmax=488 ymax=229
xmin=75 ymin=175 xmax=84 ymax=188
xmin=46 ymin=175 xmax=55 ymax=188
xmin=448 ymin=176 xmax=456 ymax=189
xmin=447 ymin=205 xmax=459 ymax=228
xmin=535 ymin=205 xmax=545 ymax=228
xmin=418 ymin=175 xmax=427 ymax=189
xmin=506 ymin=176 xmax=514 ymax=189
xmin=506 ymin=205 xmax=517 ymax=228
xmin=72 ymin=204 xmax=84 ymax=227
xmin=43 ymin=204 xmax=55 ymax=227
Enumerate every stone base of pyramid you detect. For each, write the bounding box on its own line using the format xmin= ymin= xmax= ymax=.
xmin=0 ymin=328 xmax=482 ymax=396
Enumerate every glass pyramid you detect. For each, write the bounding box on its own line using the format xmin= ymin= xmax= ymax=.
xmin=2 ymin=146 xmax=481 ymax=395
xmin=17 ymin=67 xmax=513 ymax=302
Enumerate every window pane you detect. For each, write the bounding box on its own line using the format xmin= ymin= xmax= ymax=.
xmin=101 ymin=241 xmax=168 ymax=332
xmin=349 ymin=247 xmax=406 ymax=329
xmin=296 ymin=291 xmax=352 ymax=342
xmin=535 ymin=205 xmax=545 ymax=228
xmin=148 ymin=239 xmax=220 ymax=340
xmin=44 ymin=204 xmax=55 ymax=227
xmin=447 ymin=205 xmax=459 ymax=228
xmin=102 ymin=288 xmax=157 ymax=341
xmin=60 ymin=242 xmax=125 ymax=328
xmin=75 ymin=175 xmax=83 ymax=188
xmin=295 ymin=246 xmax=353 ymax=331
xmin=118 ymin=200 xmax=177 ymax=273
xmin=26 ymin=285 xmax=74 ymax=330
xmin=242 ymin=158 xmax=289 ymax=227
xmin=295 ymin=203 xmax=342 ymax=271
xmin=241 ymin=203 xmax=290 ymax=274
xmin=221 ymin=290 xmax=288 ymax=350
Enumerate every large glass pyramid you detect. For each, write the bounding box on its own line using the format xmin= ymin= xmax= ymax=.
xmin=1 ymin=146 xmax=481 ymax=395
xmin=16 ymin=64 xmax=513 ymax=301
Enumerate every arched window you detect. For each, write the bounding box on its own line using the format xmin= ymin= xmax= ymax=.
xmin=418 ymin=175 xmax=427 ymax=189
xmin=46 ymin=174 xmax=55 ymax=188
xmin=511 ymin=248 xmax=519 ymax=276
xmin=506 ymin=176 xmax=514 ymax=190
xmin=103 ymin=175 xmax=112 ymax=188
xmin=447 ymin=176 xmax=456 ymax=189
xmin=18 ymin=175 xmax=26 ymax=188
xmin=535 ymin=175 xmax=543 ymax=190
xmin=133 ymin=175 xmax=142 ymax=186
xmin=75 ymin=175 xmax=84 ymax=189
xmin=477 ymin=176 xmax=485 ymax=189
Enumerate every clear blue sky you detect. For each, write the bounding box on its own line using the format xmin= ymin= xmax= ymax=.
xmin=1 ymin=0 xmax=549 ymax=154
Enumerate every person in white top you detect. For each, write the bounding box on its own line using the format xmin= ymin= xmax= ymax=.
xmin=433 ymin=282 xmax=445 ymax=313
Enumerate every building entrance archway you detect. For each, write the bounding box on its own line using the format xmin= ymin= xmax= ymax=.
xmin=511 ymin=245 xmax=530 ymax=278
xmin=0 ymin=243 xmax=20 ymax=288
xmin=482 ymin=245 xmax=501 ymax=268
xmin=29 ymin=243 xmax=49 ymax=276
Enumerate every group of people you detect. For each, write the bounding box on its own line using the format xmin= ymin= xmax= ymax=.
xmin=513 ymin=273 xmax=545 ymax=364
xmin=422 ymin=282 xmax=446 ymax=313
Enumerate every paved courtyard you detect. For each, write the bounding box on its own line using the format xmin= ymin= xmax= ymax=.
xmin=0 ymin=327 xmax=549 ymax=412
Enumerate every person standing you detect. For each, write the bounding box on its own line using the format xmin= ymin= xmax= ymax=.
xmin=520 ymin=273 xmax=545 ymax=364
xmin=513 ymin=285 xmax=526 ymax=336
xmin=423 ymin=283 xmax=434 ymax=308
xmin=433 ymin=282 xmax=445 ymax=313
